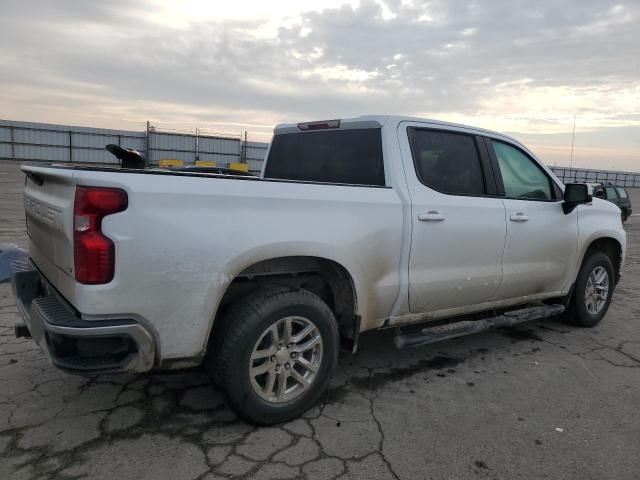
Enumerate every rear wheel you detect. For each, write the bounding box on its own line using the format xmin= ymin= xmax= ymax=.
xmin=563 ymin=251 xmax=614 ymax=327
xmin=208 ymin=287 xmax=339 ymax=424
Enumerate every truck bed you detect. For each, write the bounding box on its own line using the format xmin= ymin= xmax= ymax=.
xmin=20 ymin=161 xmax=404 ymax=361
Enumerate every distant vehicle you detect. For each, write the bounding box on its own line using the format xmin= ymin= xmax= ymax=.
xmin=605 ymin=187 xmax=632 ymax=223
xmin=587 ymin=182 xmax=632 ymax=222
xmin=11 ymin=115 xmax=626 ymax=424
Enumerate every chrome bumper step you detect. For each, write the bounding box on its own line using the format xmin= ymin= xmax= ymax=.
xmin=10 ymin=258 xmax=156 ymax=374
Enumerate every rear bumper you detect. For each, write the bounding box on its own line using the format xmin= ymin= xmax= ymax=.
xmin=10 ymin=258 xmax=155 ymax=374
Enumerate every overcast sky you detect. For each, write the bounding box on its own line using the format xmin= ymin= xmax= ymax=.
xmin=1 ymin=0 xmax=638 ymax=169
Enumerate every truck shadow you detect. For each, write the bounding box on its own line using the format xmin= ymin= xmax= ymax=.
xmin=98 ymin=315 xmax=571 ymax=425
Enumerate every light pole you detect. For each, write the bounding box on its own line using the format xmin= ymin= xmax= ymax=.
xmin=569 ymin=115 xmax=576 ymax=169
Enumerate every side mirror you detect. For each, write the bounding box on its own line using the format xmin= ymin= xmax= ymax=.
xmin=563 ymin=183 xmax=592 ymax=214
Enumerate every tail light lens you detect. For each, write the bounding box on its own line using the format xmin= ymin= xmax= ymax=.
xmin=74 ymin=187 xmax=128 ymax=284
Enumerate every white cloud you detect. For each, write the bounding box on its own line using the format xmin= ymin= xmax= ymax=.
xmin=0 ymin=0 xmax=639 ymax=169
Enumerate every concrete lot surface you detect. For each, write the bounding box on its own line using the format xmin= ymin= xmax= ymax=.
xmin=1 ymin=160 xmax=639 ymax=479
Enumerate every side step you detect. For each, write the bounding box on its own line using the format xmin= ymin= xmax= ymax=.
xmin=394 ymin=304 xmax=565 ymax=349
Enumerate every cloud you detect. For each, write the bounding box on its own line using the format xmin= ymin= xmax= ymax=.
xmin=0 ymin=0 xmax=638 ymax=167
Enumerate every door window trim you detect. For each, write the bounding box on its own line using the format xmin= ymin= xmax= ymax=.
xmin=484 ymin=137 xmax=563 ymax=202
xmin=407 ymin=127 xmax=498 ymax=198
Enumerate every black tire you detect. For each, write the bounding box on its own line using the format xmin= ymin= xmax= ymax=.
xmin=563 ymin=251 xmax=615 ymax=327
xmin=208 ymin=286 xmax=339 ymax=425
xmin=621 ymin=209 xmax=628 ymax=223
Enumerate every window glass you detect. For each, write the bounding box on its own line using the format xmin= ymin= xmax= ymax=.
xmin=606 ymin=187 xmax=618 ymax=199
xmin=616 ymin=187 xmax=628 ymax=198
xmin=492 ymin=141 xmax=552 ymax=200
xmin=408 ymin=129 xmax=485 ymax=195
xmin=264 ymin=129 xmax=385 ymax=186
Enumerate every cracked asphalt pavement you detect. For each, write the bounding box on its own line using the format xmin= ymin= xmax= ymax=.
xmin=2 ymin=160 xmax=640 ymax=479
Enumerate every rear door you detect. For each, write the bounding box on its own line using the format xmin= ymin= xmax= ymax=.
xmin=486 ymin=139 xmax=578 ymax=299
xmin=399 ymin=124 xmax=507 ymax=313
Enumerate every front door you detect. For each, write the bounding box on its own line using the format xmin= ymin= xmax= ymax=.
xmin=399 ymin=124 xmax=507 ymax=313
xmin=487 ymin=139 xmax=579 ymax=299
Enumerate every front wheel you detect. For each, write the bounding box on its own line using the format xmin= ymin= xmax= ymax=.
xmin=209 ymin=287 xmax=339 ymax=425
xmin=563 ymin=251 xmax=615 ymax=327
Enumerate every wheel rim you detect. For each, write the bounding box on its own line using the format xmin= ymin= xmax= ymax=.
xmin=584 ymin=266 xmax=610 ymax=315
xmin=249 ymin=316 xmax=323 ymax=404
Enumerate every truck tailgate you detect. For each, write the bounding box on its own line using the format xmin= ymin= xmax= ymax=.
xmin=21 ymin=164 xmax=76 ymax=286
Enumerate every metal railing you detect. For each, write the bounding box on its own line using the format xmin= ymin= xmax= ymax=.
xmin=0 ymin=120 xmax=270 ymax=172
xmin=0 ymin=122 xmax=145 ymax=164
xmin=550 ymin=166 xmax=640 ymax=188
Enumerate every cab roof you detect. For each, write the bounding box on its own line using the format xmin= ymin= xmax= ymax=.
xmin=274 ymin=115 xmax=525 ymax=149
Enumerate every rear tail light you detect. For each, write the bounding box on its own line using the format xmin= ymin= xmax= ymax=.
xmin=74 ymin=187 xmax=128 ymax=284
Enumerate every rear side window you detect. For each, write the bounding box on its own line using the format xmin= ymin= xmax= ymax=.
xmin=492 ymin=141 xmax=553 ymax=200
xmin=606 ymin=187 xmax=618 ymax=199
xmin=408 ymin=129 xmax=485 ymax=195
xmin=264 ymin=129 xmax=385 ymax=186
xmin=616 ymin=188 xmax=628 ymax=198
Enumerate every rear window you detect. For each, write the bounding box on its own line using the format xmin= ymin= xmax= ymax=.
xmin=264 ymin=129 xmax=385 ymax=186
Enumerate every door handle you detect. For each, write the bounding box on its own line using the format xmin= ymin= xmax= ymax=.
xmin=510 ymin=212 xmax=529 ymax=222
xmin=418 ymin=211 xmax=445 ymax=222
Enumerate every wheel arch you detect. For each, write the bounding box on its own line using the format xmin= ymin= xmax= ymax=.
xmin=206 ymin=255 xmax=360 ymax=354
xmin=580 ymin=236 xmax=623 ymax=284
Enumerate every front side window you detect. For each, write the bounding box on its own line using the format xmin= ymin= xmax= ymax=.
xmin=492 ymin=141 xmax=553 ymax=200
xmin=616 ymin=187 xmax=627 ymax=198
xmin=408 ymin=129 xmax=485 ymax=196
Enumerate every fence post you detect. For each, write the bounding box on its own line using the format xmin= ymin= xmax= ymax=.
xmin=242 ymin=131 xmax=247 ymax=164
xmin=9 ymin=125 xmax=15 ymax=160
xmin=69 ymin=130 xmax=73 ymax=162
xmin=195 ymin=128 xmax=199 ymax=163
xmin=145 ymin=121 xmax=150 ymax=165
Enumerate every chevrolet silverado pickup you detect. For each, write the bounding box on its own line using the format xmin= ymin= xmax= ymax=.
xmin=10 ymin=116 xmax=626 ymax=424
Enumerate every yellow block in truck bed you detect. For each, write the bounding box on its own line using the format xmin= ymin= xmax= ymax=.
xmin=228 ymin=162 xmax=249 ymax=172
xmin=159 ymin=159 xmax=184 ymax=167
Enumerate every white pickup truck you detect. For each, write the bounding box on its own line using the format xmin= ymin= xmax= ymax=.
xmin=11 ymin=115 xmax=625 ymax=424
